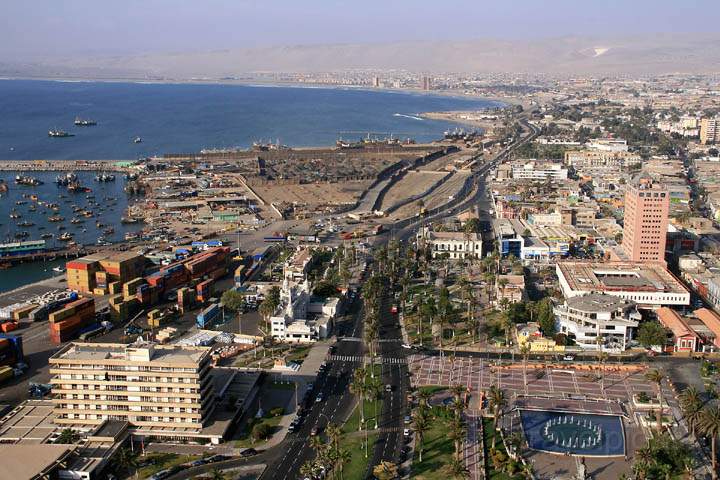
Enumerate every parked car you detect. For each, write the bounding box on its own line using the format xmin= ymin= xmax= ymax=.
xmin=240 ymin=448 xmax=258 ymax=457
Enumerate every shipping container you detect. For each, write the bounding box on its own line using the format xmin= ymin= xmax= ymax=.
xmin=0 ymin=366 xmax=13 ymax=383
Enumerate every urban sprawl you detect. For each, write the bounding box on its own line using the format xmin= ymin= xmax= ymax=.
xmin=2 ymin=72 xmax=720 ymax=480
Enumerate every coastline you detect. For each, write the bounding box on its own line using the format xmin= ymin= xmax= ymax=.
xmin=0 ymin=74 xmax=515 ymax=108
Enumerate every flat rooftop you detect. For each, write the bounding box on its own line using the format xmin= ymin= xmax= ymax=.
xmin=0 ymin=400 xmax=58 ymax=444
xmin=51 ymin=342 xmax=210 ymax=366
xmin=0 ymin=444 xmax=75 ymax=479
xmin=565 ymin=293 xmax=634 ymax=313
xmin=557 ymin=262 xmax=688 ymax=294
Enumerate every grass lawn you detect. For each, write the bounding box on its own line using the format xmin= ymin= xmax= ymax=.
xmin=285 ymin=345 xmax=312 ymax=363
xmin=482 ymin=417 xmax=520 ymax=480
xmin=234 ymin=413 xmax=284 ymax=448
xmin=137 ymin=453 xmax=201 ymax=479
xmin=418 ymin=385 xmax=448 ymax=396
xmin=411 ymin=410 xmax=455 ymax=480
xmin=340 ymin=401 xmax=381 ymax=480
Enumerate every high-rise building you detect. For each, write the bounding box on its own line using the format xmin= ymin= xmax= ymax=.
xmin=621 ymin=177 xmax=669 ymax=263
xmin=372 ymin=76 xmax=380 ymax=88
xmin=49 ymin=342 xmax=215 ymax=431
xmin=700 ymin=118 xmax=719 ymax=144
xmin=421 ymin=76 xmax=432 ymax=90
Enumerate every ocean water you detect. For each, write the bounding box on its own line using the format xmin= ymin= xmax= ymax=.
xmin=0 ymin=79 xmax=498 ymax=292
xmin=0 ymin=80 xmax=500 ymax=160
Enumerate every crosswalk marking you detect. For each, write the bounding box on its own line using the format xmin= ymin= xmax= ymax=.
xmin=339 ymin=337 xmax=401 ymax=343
xmin=328 ymin=354 xmax=407 ymax=364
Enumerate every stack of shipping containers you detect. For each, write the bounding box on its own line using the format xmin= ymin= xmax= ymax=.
xmin=49 ymin=298 xmax=97 ymax=344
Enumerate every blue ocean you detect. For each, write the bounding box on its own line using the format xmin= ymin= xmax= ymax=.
xmin=0 ymin=80 xmax=500 ymax=160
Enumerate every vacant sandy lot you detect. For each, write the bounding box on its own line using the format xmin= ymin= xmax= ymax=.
xmin=388 ymin=171 xmax=471 ymax=220
xmin=252 ymin=180 xmax=371 ymax=206
xmin=379 ymin=171 xmax=447 ymax=212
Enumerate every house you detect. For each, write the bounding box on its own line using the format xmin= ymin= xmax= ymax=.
xmin=656 ymin=307 xmax=705 ymax=352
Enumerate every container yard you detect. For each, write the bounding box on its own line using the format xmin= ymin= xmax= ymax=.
xmin=49 ymin=297 xmax=96 ymax=344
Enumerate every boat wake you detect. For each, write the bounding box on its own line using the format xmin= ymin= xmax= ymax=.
xmin=393 ymin=113 xmax=423 ymax=121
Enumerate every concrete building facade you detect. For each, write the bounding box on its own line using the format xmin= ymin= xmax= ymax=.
xmin=49 ymin=342 xmax=214 ymax=432
xmin=622 ymin=178 xmax=669 ymax=263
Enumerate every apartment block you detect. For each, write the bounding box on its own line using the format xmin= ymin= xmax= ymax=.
xmin=701 ymin=118 xmax=719 ymax=145
xmin=49 ymin=342 xmax=214 ymax=432
xmin=622 ymin=178 xmax=669 ymax=263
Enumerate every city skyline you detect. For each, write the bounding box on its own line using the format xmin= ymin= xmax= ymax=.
xmin=2 ymin=0 xmax=719 ymax=59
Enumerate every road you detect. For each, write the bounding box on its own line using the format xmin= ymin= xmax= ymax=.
xmin=366 ymin=281 xmax=410 ymax=475
xmin=260 ymin=292 xmax=369 ymax=480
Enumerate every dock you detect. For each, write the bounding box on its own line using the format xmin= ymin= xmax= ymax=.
xmin=0 ymin=160 xmax=134 ymax=172
xmin=0 ymin=245 xmax=117 ymax=267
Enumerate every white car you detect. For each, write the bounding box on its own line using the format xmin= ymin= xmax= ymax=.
xmin=403 ymin=428 xmax=412 ymax=437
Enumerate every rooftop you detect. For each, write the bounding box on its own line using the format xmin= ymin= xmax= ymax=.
xmin=565 ymin=293 xmax=635 ymax=313
xmin=557 ymin=262 xmax=688 ymax=295
xmin=0 ymin=444 xmax=75 ymax=479
xmin=51 ymin=342 xmax=210 ymax=366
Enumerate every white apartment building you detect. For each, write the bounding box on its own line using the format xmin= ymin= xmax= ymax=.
xmin=49 ymin=342 xmax=214 ymax=432
xmin=553 ymin=293 xmax=640 ymax=351
xmin=511 ymin=161 xmax=568 ymax=181
xmin=587 ymin=138 xmax=629 ymax=152
xmin=418 ymin=228 xmax=483 ymax=260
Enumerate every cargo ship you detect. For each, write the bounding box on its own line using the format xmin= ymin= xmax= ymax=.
xmin=74 ymin=117 xmax=97 ymax=126
xmin=48 ymin=129 xmax=74 ymax=138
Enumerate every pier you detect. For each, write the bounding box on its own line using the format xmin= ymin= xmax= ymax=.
xmin=0 ymin=159 xmax=134 ymax=172
xmin=0 ymin=245 xmax=118 ymax=267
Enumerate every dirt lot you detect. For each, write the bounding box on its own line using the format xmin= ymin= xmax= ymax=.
xmin=388 ymin=171 xmax=471 ymax=220
xmin=252 ymin=180 xmax=371 ymax=207
xmin=379 ymin=171 xmax=446 ymax=212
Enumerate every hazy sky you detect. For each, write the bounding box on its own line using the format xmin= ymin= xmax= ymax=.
xmin=2 ymin=0 xmax=718 ymax=59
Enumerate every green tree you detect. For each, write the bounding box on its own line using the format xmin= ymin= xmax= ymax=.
xmin=637 ymin=322 xmax=668 ymax=349
xmin=644 ymin=369 xmax=665 ymax=433
xmin=313 ymin=280 xmax=339 ymax=298
xmin=700 ymin=406 xmax=720 ymax=480
xmin=349 ymin=367 xmax=369 ymax=430
xmin=55 ymin=428 xmax=80 ymax=444
xmin=373 ymin=461 xmax=399 ymax=480
xmin=487 ymin=386 xmax=506 ymax=444
xmin=110 ymin=447 xmax=138 ymax=475
xmin=446 ymin=457 xmax=470 ymax=479
xmin=535 ymin=298 xmax=556 ymax=336
xmin=221 ymin=289 xmax=246 ymax=313
xmin=251 ymin=422 xmax=272 ymax=442
xmin=679 ymin=386 xmax=703 ymax=437
xmin=413 ymin=408 xmax=431 ymax=462
xmin=210 ymin=468 xmax=226 ymax=480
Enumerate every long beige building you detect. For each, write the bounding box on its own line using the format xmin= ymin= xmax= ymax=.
xmin=49 ymin=342 xmax=214 ymax=432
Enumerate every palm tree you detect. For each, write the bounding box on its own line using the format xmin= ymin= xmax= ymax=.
xmin=335 ymin=449 xmax=352 ymax=480
xmin=448 ymin=415 xmax=467 ymax=461
xmin=326 ymin=423 xmax=342 ymax=455
xmin=210 ymin=468 xmax=226 ymax=480
xmin=446 ymin=456 xmax=469 ymax=479
xmin=520 ymin=343 xmax=530 ymax=392
xmin=417 ymin=389 xmax=432 ymax=409
xmin=451 ymin=384 xmax=466 ymax=404
xmin=487 ymin=386 xmax=506 ymax=444
xmin=300 ymin=461 xmax=315 ymax=479
xmin=597 ymin=350 xmax=609 ymax=397
xmin=699 ymin=405 xmax=720 ymax=480
xmin=350 ymin=367 xmax=368 ymax=430
xmin=110 ymin=446 xmax=138 ymax=475
xmin=55 ymin=428 xmax=80 ymax=444
xmin=679 ymin=386 xmax=703 ymax=437
xmin=645 ymin=369 xmax=665 ymax=433
xmin=413 ymin=408 xmax=431 ymax=462
xmin=373 ymin=461 xmax=399 ymax=480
